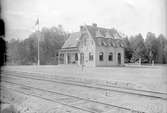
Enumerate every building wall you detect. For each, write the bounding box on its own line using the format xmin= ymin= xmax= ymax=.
xmin=95 ymin=46 xmax=124 ymax=67
xmin=60 ymin=28 xmax=125 ymax=67
xmin=78 ymin=32 xmax=125 ymax=67
xmin=79 ymin=33 xmax=96 ymax=67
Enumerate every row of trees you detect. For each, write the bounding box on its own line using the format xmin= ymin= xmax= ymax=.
xmin=124 ymin=32 xmax=167 ymax=64
xmin=7 ymin=27 xmax=167 ymax=65
xmin=7 ymin=26 xmax=68 ymax=65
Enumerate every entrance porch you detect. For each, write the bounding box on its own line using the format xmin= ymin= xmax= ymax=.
xmin=59 ymin=48 xmax=82 ymax=65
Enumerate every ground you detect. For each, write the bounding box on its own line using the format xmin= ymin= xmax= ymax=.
xmin=1 ymin=87 xmax=81 ymax=113
xmin=1 ymin=64 xmax=167 ymax=113
xmin=2 ymin=64 xmax=167 ymax=92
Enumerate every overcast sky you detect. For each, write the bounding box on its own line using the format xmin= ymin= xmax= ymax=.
xmin=1 ymin=0 xmax=167 ymax=40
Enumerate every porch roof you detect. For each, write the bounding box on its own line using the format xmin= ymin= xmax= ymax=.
xmin=60 ymin=47 xmax=79 ymax=53
xmin=62 ymin=32 xmax=81 ymax=49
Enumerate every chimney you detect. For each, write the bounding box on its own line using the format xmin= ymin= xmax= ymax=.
xmin=92 ymin=23 xmax=97 ymax=28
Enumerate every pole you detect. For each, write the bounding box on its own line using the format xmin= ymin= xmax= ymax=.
xmin=139 ymin=58 xmax=141 ymax=66
xmin=37 ymin=18 xmax=40 ymax=65
xmin=152 ymin=60 xmax=154 ymax=66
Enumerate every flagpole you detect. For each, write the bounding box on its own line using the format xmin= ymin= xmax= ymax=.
xmin=37 ymin=18 xmax=40 ymax=65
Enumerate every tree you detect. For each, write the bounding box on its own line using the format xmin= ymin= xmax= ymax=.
xmin=39 ymin=26 xmax=68 ymax=64
xmin=157 ymin=34 xmax=167 ymax=63
xmin=122 ymin=37 xmax=133 ymax=63
xmin=7 ymin=39 xmax=20 ymax=64
xmin=164 ymin=44 xmax=167 ymax=63
xmin=7 ymin=26 xmax=68 ymax=65
xmin=129 ymin=34 xmax=146 ymax=63
xmin=145 ymin=32 xmax=159 ymax=63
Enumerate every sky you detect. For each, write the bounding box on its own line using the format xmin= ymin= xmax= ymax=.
xmin=1 ymin=0 xmax=167 ymax=40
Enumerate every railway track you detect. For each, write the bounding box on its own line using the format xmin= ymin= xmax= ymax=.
xmin=2 ymin=70 xmax=167 ymax=100
xmin=1 ymin=80 xmax=144 ymax=113
xmin=1 ymin=84 xmax=96 ymax=113
xmin=2 ymin=70 xmax=167 ymax=113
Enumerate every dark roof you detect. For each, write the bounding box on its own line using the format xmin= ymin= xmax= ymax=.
xmin=61 ymin=25 xmax=126 ymax=49
xmin=95 ymin=30 xmax=104 ymax=38
xmin=86 ymin=25 xmax=126 ymax=47
xmin=86 ymin=25 xmax=121 ymax=38
xmin=62 ymin=32 xmax=81 ymax=49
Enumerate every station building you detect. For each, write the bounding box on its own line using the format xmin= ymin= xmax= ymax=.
xmin=59 ymin=24 xmax=126 ymax=67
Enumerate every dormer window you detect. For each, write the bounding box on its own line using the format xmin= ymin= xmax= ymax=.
xmin=105 ymin=31 xmax=112 ymax=38
xmin=95 ymin=30 xmax=104 ymax=38
xmin=92 ymin=23 xmax=97 ymax=27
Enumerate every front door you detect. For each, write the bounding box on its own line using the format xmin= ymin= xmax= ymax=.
xmin=118 ymin=53 xmax=121 ymax=65
xmin=67 ymin=53 xmax=71 ymax=64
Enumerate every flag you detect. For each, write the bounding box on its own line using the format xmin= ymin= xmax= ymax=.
xmin=35 ymin=18 xmax=39 ymax=26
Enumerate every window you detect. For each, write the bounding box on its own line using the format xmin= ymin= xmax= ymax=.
xmin=59 ymin=53 xmax=64 ymax=64
xmin=75 ymin=53 xmax=78 ymax=61
xmin=118 ymin=53 xmax=121 ymax=64
xmin=99 ymin=52 xmax=104 ymax=61
xmin=89 ymin=52 xmax=93 ymax=61
xmin=60 ymin=53 xmax=64 ymax=58
xmin=108 ymin=52 xmax=113 ymax=61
